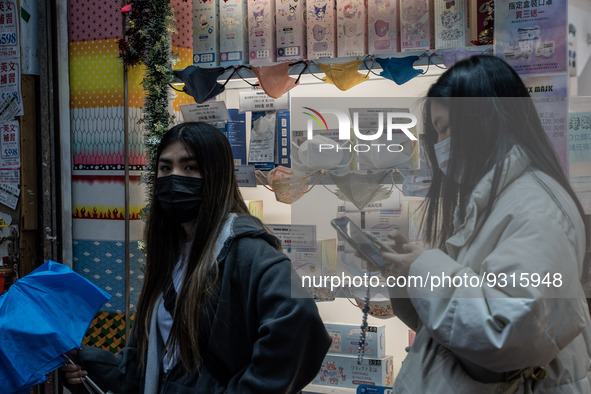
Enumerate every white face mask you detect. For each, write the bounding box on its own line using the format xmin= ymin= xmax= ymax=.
xmin=434 ymin=137 xmax=451 ymax=175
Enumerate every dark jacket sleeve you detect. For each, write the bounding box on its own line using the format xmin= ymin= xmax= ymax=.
xmin=224 ymin=252 xmax=331 ymax=393
xmin=76 ymin=345 xmax=142 ymax=394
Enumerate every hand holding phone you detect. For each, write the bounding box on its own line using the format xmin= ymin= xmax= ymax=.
xmin=363 ymin=231 xmax=396 ymax=254
xmin=331 ymin=217 xmax=392 ymax=269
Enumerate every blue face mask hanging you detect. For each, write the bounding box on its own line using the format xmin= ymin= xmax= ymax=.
xmin=376 ymin=56 xmax=424 ymax=85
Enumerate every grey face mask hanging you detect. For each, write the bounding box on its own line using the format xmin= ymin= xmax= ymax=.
xmin=326 ymin=170 xmax=394 ymax=210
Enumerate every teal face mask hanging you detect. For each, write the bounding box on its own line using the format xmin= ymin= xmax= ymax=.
xmin=375 ymin=55 xmax=424 ymax=85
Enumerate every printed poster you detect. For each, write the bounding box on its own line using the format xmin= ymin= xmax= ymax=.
xmin=0 ymin=120 xmax=19 ymax=171
xmin=522 ymin=74 xmax=568 ymax=173
xmin=0 ymin=0 xmax=22 ymax=117
xmin=495 ymin=0 xmax=567 ymax=75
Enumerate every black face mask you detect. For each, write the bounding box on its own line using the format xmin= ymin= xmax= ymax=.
xmin=154 ymin=175 xmax=204 ymax=224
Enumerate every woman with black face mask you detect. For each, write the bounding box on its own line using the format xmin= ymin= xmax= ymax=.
xmin=60 ymin=122 xmax=331 ymax=393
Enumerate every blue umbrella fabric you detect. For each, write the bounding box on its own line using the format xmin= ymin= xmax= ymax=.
xmin=0 ymin=260 xmax=111 ymax=393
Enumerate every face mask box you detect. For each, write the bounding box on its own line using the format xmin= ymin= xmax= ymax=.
xmin=275 ymin=0 xmax=307 ymax=62
xmin=434 ymin=0 xmax=466 ymax=49
xmin=306 ymin=0 xmax=336 ymax=59
xmin=226 ymin=109 xmax=247 ymax=165
xmin=312 ymin=354 xmax=394 ymax=388
xmin=220 ymin=0 xmax=249 ymax=66
xmin=336 ymin=0 xmax=367 ymax=57
xmin=367 ymin=0 xmax=399 ymax=55
xmin=325 ymin=322 xmax=386 ymax=358
xmin=400 ymin=0 xmax=433 ymax=51
xmin=248 ymin=0 xmax=276 ymax=65
xmin=193 ymin=0 xmax=220 ymax=67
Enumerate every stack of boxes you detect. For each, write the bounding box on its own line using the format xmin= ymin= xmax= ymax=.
xmin=193 ymin=0 xmax=486 ymax=68
xmin=312 ymin=322 xmax=394 ymax=389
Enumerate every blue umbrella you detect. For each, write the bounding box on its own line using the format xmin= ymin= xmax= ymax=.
xmin=0 ymin=260 xmax=111 ymax=394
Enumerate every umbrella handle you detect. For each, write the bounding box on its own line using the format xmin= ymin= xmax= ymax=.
xmin=62 ymin=354 xmax=107 ymax=394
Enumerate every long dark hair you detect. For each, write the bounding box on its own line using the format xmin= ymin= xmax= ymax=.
xmin=421 ymin=55 xmax=585 ymax=249
xmin=134 ymin=122 xmax=249 ymax=371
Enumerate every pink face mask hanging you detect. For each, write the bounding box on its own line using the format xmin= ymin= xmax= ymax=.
xmin=251 ymin=61 xmax=308 ymax=99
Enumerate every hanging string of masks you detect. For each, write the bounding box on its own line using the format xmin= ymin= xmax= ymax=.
xmin=171 ymin=47 xmax=493 ymax=103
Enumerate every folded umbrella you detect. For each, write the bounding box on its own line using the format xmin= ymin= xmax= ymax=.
xmin=0 ymin=260 xmax=111 ymax=394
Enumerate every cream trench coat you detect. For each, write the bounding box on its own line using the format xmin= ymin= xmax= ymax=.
xmin=391 ymin=147 xmax=591 ymax=393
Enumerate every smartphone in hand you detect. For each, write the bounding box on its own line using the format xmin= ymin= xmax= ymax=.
xmin=331 ymin=217 xmax=392 ymax=269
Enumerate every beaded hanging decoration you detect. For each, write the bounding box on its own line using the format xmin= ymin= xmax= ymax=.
xmin=357 ymin=285 xmax=371 ymax=364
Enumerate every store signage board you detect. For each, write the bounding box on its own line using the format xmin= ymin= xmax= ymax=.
xmin=180 ymin=101 xmax=230 ymax=123
xmin=234 ymin=165 xmax=256 ymax=187
xmin=238 ymin=90 xmax=289 ymax=112
xmin=266 ymin=224 xmax=316 ymax=249
xmin=494 ymin=0 xmax=567 ymax=75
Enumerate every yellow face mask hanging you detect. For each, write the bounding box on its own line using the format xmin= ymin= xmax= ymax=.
xmin=318 ymin=59 xmax=370 ymax=91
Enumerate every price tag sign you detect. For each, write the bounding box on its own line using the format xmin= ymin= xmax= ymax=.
xmin=239 ymin=90 xmax=289 ymax=112
xmin=180 ymin=101 xmax=230 ymax=123
xmin=234 ymin=165 xmax=256 ymax=187
xmin=266 ymin=224 xmax=316 ymax=249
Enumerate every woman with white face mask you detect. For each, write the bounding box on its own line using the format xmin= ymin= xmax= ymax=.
xmin=379 ymin=55 xmax=591 ymax=393
xmin=60 ymin=122 xmax=331 ymax=394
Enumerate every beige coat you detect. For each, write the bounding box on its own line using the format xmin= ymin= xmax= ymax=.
xmin=392 ymin=147 xmax=591 ymax=393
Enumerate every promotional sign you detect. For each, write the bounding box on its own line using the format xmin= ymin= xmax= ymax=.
xmin=495 ymin=0 xmax=567 ymax=75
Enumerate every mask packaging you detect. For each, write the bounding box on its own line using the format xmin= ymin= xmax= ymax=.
xmin=434 ymin=0 xmax=466 ymax=49
xmin=306 ymin=0 xmax=336 ymax=59
xmin=275 ymin=0 xmax=307 ymax=62
xmin=275 ymin=110 xmax=291 ymax=167
xmin=401 ymin=169 xmax=432 ymax=197
xmin=367 ymin=0 xmax=399 ymax=55
xmin=226 ymin=109 xmax=247 ymax=165
xmin=248 ymin=111 xmax=276 ymax=170
xmin=220 ymin=0 xmax=249 ymax=66
xmin=248 ymin=0 xmax=276 ymax=65
xmin=400 ymin=0 xmax=432 ymax=51
xmin=193 ymin=0 xmax=220 ymax=67
xmin=337 ymin=0 xmax=367 ymax=57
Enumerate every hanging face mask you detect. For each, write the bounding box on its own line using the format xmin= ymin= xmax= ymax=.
xmin=327 ymin=170 xmax=393 ymax=211
xmin=255 ymin=166 xmax=324 ymax=204
xmin=251 ymin=61 xmax=307 ymax=99
xmin=291 ymin=135 xmax=352 ymax=170
xmin=318 ymin=59 xmax=370 ymax=91
xmin=375 ymin=56 xmax=424 ymax=85
xmin=155 ymin=175 xmax=204 ymax=224
xmin=173 ymin=65 xmax=227 ymax=104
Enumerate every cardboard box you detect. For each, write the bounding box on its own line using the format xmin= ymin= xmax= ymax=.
xmin=367 ymin=0 xmax=399 ymax=55
xmin=193 ymin=0 xmax=219 ymax=67
xmin=248 ymin=0 xmax=276 ymax=64
xmin=276 ymin=0 xmax=307 ymax=62
xmin=306 ymin=0 xmax=337 ymax=59
xmin=325 ymin=322 xmax=386 ymax=358
xmin=312 ymin=354 xmax=394 ymax=388
xmin=434 ymin=0 xmax=466 ymax=49
xmin=400 ymin=0 xmax=432 ymax=51
xmin=220 ymin=0 xmax=249 ymax=66
xmin=336 ymin=0 xmax=367 ymax=57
